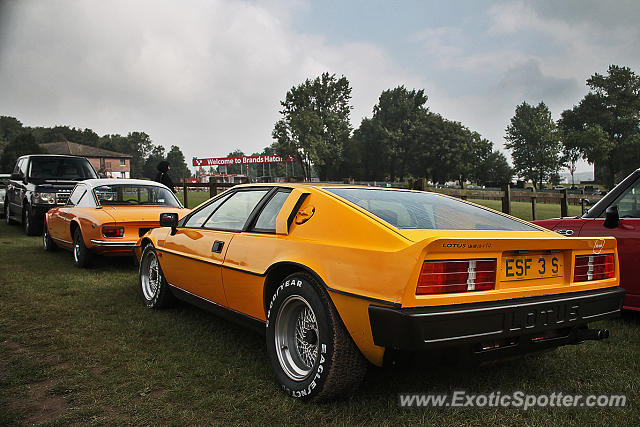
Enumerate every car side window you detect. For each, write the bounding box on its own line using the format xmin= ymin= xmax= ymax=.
xmin=609 ymin=179 xmax=640 ymax=219
xmin=184 ymin=193 xmax=232 ymax=228
xmin=68 ymin=185 xmax=86 ymax=206
xmin=252 ymin=189 xmax=292 ymax=232
xmin=13 ymin=159 xmax=22 ymax=175
xmin=203 ymin=189 xmax=269 ymax=231
xmin=76 ymin=190 xmax=95 ymax=207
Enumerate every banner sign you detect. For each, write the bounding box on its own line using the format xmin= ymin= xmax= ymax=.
xmin=193 ymin=155 xmax=294 ymax=167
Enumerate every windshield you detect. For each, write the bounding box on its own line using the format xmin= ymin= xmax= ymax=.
xmin=28 ymin=157 xmax=97 ymax=181
xmin=94 ymin=184 xmax=181 ymax=207
xmin=325 ymin=188 xmax=541 ymax=231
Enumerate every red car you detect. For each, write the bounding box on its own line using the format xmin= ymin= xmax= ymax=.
xmin=533 ymin=168 xmax=640 ymax=311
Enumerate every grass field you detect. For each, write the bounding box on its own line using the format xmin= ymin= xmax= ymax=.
xmin=1 ymin=203 xmax=638 ymax=425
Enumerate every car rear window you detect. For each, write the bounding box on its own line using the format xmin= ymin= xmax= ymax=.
xmin=94 ymin=185 xmax=181 ymax=207
xmin=325 ymin=188 xmax=541 ymax=231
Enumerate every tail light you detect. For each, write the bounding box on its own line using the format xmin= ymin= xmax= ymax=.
xmin=574 ymin=254 xmax=615 ymax=282
xmin=417 ymin=259 xmax=496 ymax=295
xmin=102 ymin=225 xmax=125 ymax=238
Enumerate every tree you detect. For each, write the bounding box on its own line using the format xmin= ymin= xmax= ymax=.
xmin=165 ymin=145 xmax=191 ymax=182
xmin=224 ymin=149 xmax=245 ymax=175
xmin=0 ymin=116 xmax=24 ymax=143
xmin=349 ymin=117 xmax=388 ymax=180
xmin=100 ymin=132 xmax=153 ymax=178
xmin=143 ymin=145 xmax=166 ymax=180
xmin=272 ymin=72 xmax=352 ymax=180
xmin=505 ymin=101 xmax=562 ymax=189
xmin=478 ymin=151 xmax=513 ymax=186
xmin=559 ymin=65 xmax=640 ymax=188
xmin=371 ymin=86 xmax=429 ymax=181
xmin=0 ymin=133 xmax=45 ymax=171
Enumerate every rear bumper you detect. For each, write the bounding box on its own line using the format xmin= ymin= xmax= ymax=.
xmin=369 ymin=287 xmax=624 ymax=351
xmin=90 ymin=239 xmax=138 ymax=256
xmin=90 ymin=240 xmax=138 ymax=247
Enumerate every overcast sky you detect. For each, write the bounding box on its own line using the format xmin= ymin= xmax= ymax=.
xmin=1 ymin=0 xmax=639 ymax=174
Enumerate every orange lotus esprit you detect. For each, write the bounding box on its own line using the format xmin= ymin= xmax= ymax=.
xmin=134 ymin=184 xmax=624 ymax=401
xmin=44 ymin=179 xmax=188 ymax=267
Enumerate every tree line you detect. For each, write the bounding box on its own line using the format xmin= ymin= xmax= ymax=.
xmin=272 ymin=66 xmax=640 ymax=189
xmin=506 ymin=65 xmax=640 ymax=190
xmin=0 ymin=119 xmax=191 ymax=181
xmin=272 ymin=73 xmax=512 ymax=186
xmin=2 ymin=65 xmax=638 ymax=189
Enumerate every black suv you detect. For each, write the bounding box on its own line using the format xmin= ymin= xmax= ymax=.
xmin=5 ymin=154 xmax=98 ymax=235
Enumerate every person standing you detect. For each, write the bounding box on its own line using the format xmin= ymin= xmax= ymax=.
xmin=155 ymin=161 xmax=175 ymax=192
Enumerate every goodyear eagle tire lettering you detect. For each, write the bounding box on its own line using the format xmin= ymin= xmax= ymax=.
xmin=266 ymin=272 xmax=367 ymax=401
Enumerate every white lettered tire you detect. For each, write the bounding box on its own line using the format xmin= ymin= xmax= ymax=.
xmin=266 ymin=272 xmax=367 ymax=401
xmin=139 ymin=244 xmax=175 ymax=309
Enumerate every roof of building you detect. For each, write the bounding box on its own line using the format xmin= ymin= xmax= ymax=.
xmin=40 ymin=141 xmax=132 ymax=158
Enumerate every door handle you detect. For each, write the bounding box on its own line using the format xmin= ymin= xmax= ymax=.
xmin=211 ymin=240 xmax=224 ymax=253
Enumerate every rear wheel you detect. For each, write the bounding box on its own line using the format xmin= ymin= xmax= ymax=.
xmin=266 ymin=272 xmax=367 ymax=401
xmin=139 ymin=244 xmax=175 ymax=309
xmin=43 ymin=222 xmax=57 ymax=251
xmin=72 ymin=228 xmax=92 ymax=268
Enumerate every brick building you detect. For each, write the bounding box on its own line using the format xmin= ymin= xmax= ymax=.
xmin=40 ymin=141 xmax=132 ymax=178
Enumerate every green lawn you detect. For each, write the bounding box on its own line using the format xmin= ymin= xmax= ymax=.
xmin=468 ymin=199 xmax=583 ymax=221
xmin=1 ymin=210 xmax=638 ymax=425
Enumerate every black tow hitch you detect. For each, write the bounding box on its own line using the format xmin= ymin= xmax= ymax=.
xmin=572 ymin=327 xmax=610 ymax=343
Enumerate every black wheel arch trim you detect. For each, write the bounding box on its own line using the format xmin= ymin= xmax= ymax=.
xmin=263 ymin=261 xmax=401 ymax=309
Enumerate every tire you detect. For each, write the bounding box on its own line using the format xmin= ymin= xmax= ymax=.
xmin=72 ymin=228 xmax=92 ymax=268
xmin=43 ymin=222 xmax=57 ymax=251
xmin=5 ymin=202 xmax=16 ymax=225
xmin=139 ymin=244 xmax=175 ymax=309
xmin=23 ymin=203 xmax=41 ymax=236
xmin=266 ymin=272 xmax=367 ymax=401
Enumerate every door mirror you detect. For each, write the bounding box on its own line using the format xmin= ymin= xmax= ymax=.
xmin=603 ymin=205 xmax=620 ymax=229
xmin=160 ymin=212 xmax=179 ymax=235
xmin=10 ymin=172 xmax=22 ymax=181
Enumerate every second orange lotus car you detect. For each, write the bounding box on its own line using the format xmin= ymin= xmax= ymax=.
xmin=44 ymin=179 xmax=188 ymax=267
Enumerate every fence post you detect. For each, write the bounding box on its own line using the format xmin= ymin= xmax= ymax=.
xmin=209 ymin=180 xmax=217 ymax=198
xmin=561 ymin=188 xmax=569 ymax=217
xmin=502 ymin=184 xmax=511 ymax=215
xmin=182 ymin=182 xmax=188 ymax=208
xmin=531 ymin=188 xmax=537 ymax=221
xmin=580 ymin=189 xmax=586 ymax=215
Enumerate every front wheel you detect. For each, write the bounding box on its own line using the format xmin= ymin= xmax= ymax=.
xmin=5 ymin=202 xmax=16 ymax=225
xmin=43 ymin=222 xmax=57 ymax=251
xmin=139 ymin=244 xmax=175 ymax=309
xmin=23 ymin=204 xmax=41 ymax=236
xmin=266 ymin=272 xmax=367 ymax=401
xmin=72 ymin=228 xmax=92 ymax=268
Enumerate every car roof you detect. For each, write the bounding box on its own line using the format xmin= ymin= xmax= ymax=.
xmin=20 ymin=154 xmax=89 ymax=159
xmin=78 ymin=178 xmax=170 ymax=189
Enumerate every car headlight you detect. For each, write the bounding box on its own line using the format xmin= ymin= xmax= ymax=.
xmin=33 ymin=192 xmax=56 ymax=204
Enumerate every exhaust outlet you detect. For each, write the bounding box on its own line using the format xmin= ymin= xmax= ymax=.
xmin=573 ymin=328 xmax=610 ymax=342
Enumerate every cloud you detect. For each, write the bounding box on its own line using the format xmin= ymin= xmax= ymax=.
xmin=0 ymin=0 xmax=424 ymax=163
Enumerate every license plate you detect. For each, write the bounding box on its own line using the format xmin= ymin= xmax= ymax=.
xmin=502 ymin=254 xmax=562 ymax=281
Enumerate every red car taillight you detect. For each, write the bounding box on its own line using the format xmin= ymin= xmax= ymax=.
xmin=102 ymin=226 xmax=125 ymax=238
xmin=574 ymin=254 xmax=615 ymax=282
xmin=417 ymin=259 xmax=496 ymax=295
